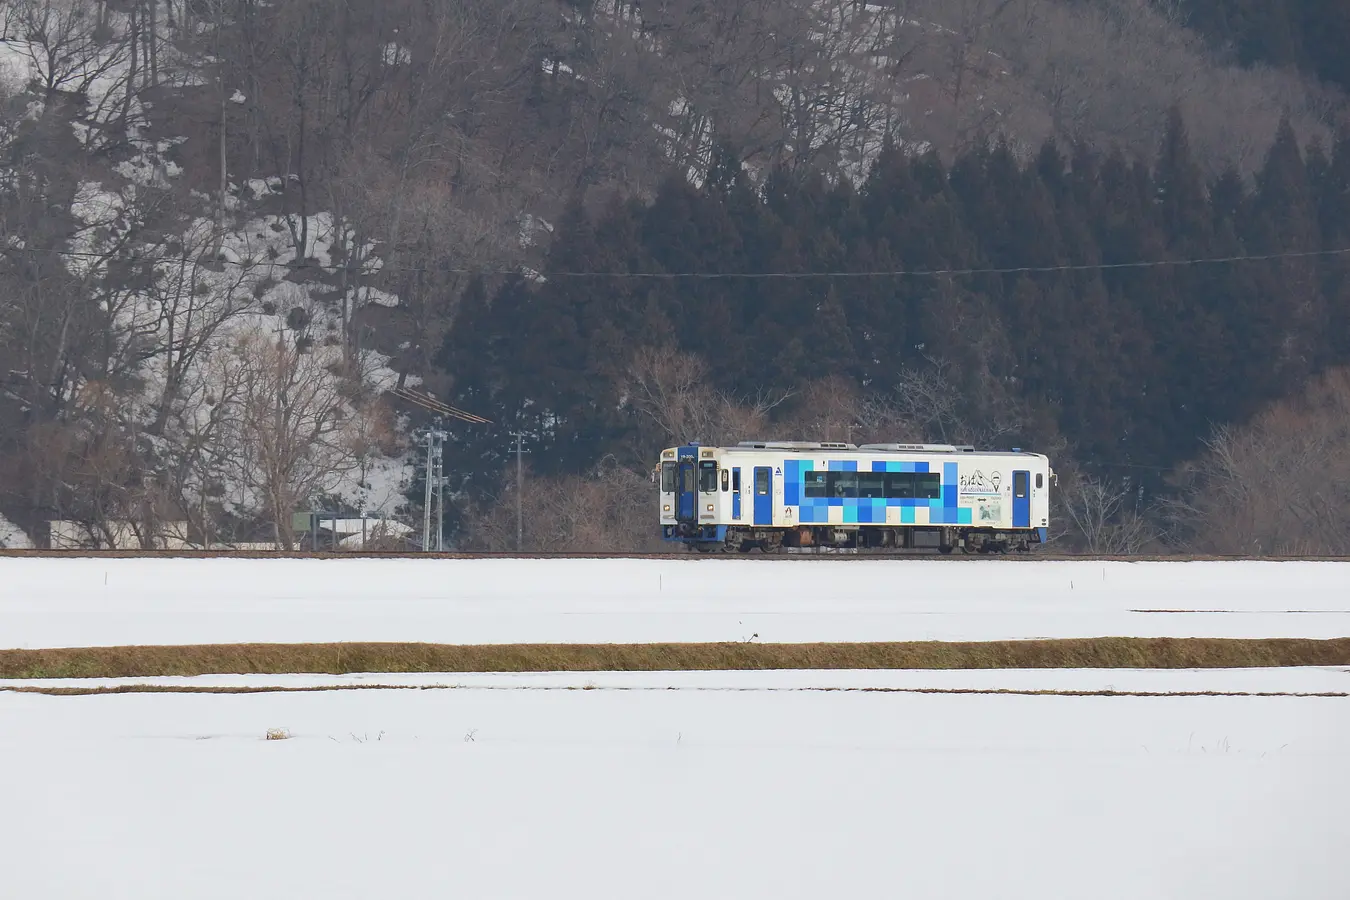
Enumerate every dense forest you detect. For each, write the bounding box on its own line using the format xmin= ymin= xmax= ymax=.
xmin=1179 ymin=0 xmax=1350 ymax=93
xmin=440 ymin=114 xmax=1350 ymax=551
xmin=1 ymin=0 xmax=1348 ymax=553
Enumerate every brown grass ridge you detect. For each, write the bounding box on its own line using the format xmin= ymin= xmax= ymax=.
xmin=3 ymin=684 xmax=1345 ymax=698
xmin=2 ymin=637 xmax=1348 ymax=680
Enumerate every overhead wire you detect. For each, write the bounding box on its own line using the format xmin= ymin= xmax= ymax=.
xmin=3 ymin=242 xmax=1349 ymax=280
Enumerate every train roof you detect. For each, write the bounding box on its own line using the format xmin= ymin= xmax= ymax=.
xmin=670 ymin=441 xmax=1047 ymax=458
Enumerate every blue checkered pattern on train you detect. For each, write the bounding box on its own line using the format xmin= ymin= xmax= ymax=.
xmin=784 ymin=459 xmax=973 ymax=525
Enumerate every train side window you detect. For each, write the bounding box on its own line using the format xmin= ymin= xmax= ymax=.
xmin=857 ymin=474 xmax=885 ymax=498
xmin=1035 ymin=473 xmax=1043 ymax=489
xmin=884 ymin=473 xmax=913 ymax=499
xmin=721 ymin=469 xmax=730 ymax=492
xmin=755 ymin=469 xmax=769 ymax=495
xmin=732 ymin=470 xmax=741 ymax=492
xmin=835 ymin=473 xmax=858 ymax=498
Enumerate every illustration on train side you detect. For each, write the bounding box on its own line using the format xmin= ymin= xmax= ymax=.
xmin=657 ymin=441 xmax=1054 ymax=554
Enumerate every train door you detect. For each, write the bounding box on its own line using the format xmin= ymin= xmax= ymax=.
xmin=1031 ymin=469 xmax=1048 ymax=531
xmin=677 ymin=459 xmax=696 ymax=524
xmin=731 ymin=468 xmax=742 ymax=520
xmin=753 ymin=466 xmax=773 ymax=525
xmin=1012 ymin=470 xmax=1030 ymax=528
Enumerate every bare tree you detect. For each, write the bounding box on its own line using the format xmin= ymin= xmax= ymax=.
xmin=1059 ymin=473 xmax=1155 ymax=555
xmin=141 ymin=230 xmax=267 ymax=431
xmin=776 ymin=374 xmax=871 ymax=443
xmin=459 ymin=454 xmax=664 ymax=553
xmin=624 ymin=345 xmax=716 ymax=445
xmin=1 ymin=0 xmax=130 ymax=101
xmin=891 ymin=359 xmax=968 ymax=443
xmin=623 ymin=345 xmax=792 ymax=454
xmin=214 ymin=322 xmax=372 ymax=548
xmin=1163 ymin=367 xmax=1350 ymax=556
xmin=150 ymin=333 xmax=252 ymax=547
xmin=983 ymin=0 xmax=1336 ymax=175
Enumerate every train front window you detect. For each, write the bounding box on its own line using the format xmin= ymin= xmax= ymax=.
xmin=660 ymin=462 xmax=676 ymax=492
xmin=698 ymin=460 xmax=719 ymax=493
xmin=681 ymin=466 xmax=695 ymax=493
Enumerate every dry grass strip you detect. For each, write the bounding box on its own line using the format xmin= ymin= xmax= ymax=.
xmin=2 ymin=683 xmax=1344 ymax=699
xmin=2 ymin=637 xmax=1349 ymax=680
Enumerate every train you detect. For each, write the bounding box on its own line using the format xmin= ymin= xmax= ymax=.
xmin=657 ymin=440 xmax=1054 ymax=554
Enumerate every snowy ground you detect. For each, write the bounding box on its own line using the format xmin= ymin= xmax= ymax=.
xmin=4 ymin=666 xmax=1349 ymax=694
xmin=2 ymin=557 xmax=1348 ymax=649
xmin=2 ymin=675 xmax=1345 ymax=900
xmin=5 ymin=560 xmax=1345 ymax=898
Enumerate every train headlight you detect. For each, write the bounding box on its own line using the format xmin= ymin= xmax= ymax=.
xmin=706 ymin=504 xmax=713 ymax=511
xmin=663 ymin=504 xmax=671 ymax=512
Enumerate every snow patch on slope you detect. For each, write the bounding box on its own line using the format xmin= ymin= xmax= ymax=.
xmin=0 ymin=41 xmax=32 ymax=96
xmin=12 ymin=37 xmax=417 ymax=532
xmin=0 ymin=513 xmax=32 ymax=549
xmin=629 ymin=0 xmax=924 ymax=188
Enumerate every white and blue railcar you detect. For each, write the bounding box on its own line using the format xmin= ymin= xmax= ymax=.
xmin=657 ymin=441 xmax=1053 ymax=553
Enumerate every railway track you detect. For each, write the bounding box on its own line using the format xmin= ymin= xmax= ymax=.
xmin=2 ymin=549 xmax=1349 ymax=562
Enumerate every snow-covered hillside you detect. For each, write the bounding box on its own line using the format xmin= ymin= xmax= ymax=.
xmin=2 ymin=2 xmax=418 ymax=540
xmin=0 ymin=512 xmax=32 ymax=548
xmin=2 ymin=0 xmax=1345 ymax=550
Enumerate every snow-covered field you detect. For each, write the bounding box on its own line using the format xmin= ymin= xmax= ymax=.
xmin=2 ymin=673 xmax=1346 ymax=900
xmin=1 ymin=557 xmax=1347 ymax=649
xmin=5 ymin=665 xmax=1348 ymax=694
xmin=4 ymin=559 xmax=1345 ymax=897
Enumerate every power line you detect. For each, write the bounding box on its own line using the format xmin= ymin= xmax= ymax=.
xmin=4 ymin=242 xmax=1350 ymax=280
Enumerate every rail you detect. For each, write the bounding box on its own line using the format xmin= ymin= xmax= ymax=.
xmin=1 ymin=549 xmax=1348 ymax=562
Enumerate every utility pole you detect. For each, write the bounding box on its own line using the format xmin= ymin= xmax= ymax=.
xmin=213 ymin=0 xmax=227 ymax=257
xmin=385 ymin=386 xmax=491 ymax=553
xmin=273 ymin=319 xmax=286 ymax=549
xmin=513 ymin=432 xmax=526 ymax=551
xmin=422 ymin=426 xmax=432 ymax=551
xmin=421 ymin=417 xmax=448 ymax=552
